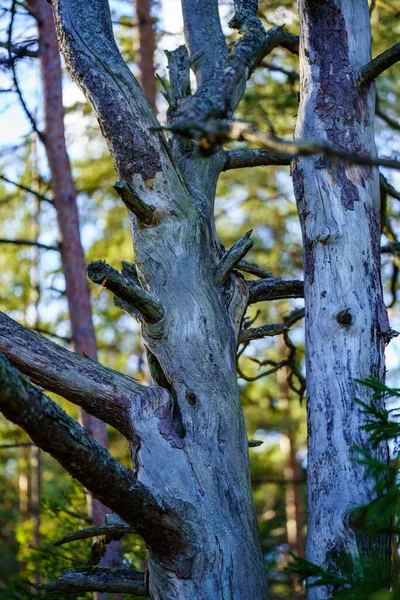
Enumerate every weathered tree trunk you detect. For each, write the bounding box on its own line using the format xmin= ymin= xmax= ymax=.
xmin=49 ymin=0 xmax=269 ymax=596
xmin=292 ymin=0 xmax=391 ymax=595
xmin=27 ymin=0 xmax=122 ymax=588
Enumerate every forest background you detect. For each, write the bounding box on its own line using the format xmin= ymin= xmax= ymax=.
xmin=0 ymin=0 xmax=399 ymax=598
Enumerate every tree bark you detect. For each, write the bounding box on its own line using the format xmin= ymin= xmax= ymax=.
xmin=292 ymin=0 xmax=391 ymax=596
xmin=49 ymin=0 xmax=269 ymax=596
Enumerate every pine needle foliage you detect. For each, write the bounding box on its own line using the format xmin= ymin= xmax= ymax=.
xmin=287 ymin=377 xmax=400 ymax=599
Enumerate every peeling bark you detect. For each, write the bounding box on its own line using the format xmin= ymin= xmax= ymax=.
xmin=293 ymin=1 xmax=391 ymax=596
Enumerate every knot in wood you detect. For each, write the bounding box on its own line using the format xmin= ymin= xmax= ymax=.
xmin=336 ymin=308 xmax=352 ymax=327
xmin=185 ymin=389 xmax=197 ymax=406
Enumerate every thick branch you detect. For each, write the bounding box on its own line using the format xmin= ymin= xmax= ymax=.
xmin=0 ymin=351 xmax=188 ymax=558
xmin=223 ymin=148 xmax=292 ymax=170
xmin=52 ymin=0 xmax=187 ymax=212
xmin=238 ymin=322 xmax=286 ymax=345
xmin=248 ymin=278 xmax=304 ymax=304
xmin=87 ymin=260 xmax=164 ymax=324
xmin=37 ymin=568 xmax=147 ymax=596
xmin=359 ymin=43 xmax=400 ymax=87
xmin=181 ymin=0 xmax=227 ymax=87
xmin=215 ymin=231 xmax=253 ymax=286
xmin=0 ymin=311 xmax=148 ymax=436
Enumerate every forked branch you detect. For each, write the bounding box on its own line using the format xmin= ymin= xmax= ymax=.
xmin=0 ymin=351 xmax=188 ymax=558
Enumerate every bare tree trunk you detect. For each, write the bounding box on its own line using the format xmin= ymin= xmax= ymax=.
xmin=26 ymin=0 xmax=123 ymax=587
xmin=136 ymin=0 xmax=157 ymax=110
xmin=292 ymin=0 xmax=391 ymax=596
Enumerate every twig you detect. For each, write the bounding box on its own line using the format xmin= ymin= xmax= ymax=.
xmin=0 ymin=441 xmax=35 ymax=449
xmin=0 ymin=238 xmax=58 ymax=251
xmin=359 ymin=43 xmax=400 ymax=87
xmin=380 ymin=174 xmax=400 ymax=201
xmin=0 ymin=174 xmax=53 ymax=203
xmin=7 ymin=0 xmax=42 ymax=139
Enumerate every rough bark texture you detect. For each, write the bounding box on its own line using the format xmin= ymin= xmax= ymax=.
xmin=49 ymin=0 xmax=268 ymax=597
xmin=293 ymin=1 xmax=391 ymax=596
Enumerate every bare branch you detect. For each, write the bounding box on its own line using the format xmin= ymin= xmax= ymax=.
xmin=0 ymin=311 xmax=148 ymax=436
xmin=191 ymin=121 xmax=400 ymax=170
xmin=0 ymin=174 xmax=53 ymax=203
xmin=376 ymin=105 xmax=400 ymax=131
xmin=261 ymin=61 xmax=299 ymax=80
xmin=223 ymin=147 xmax=292 ymax=170
xmin=359 ymin=43 xmax=400 ymax=87
xmin=238 ymin=322 xmax=286 ymax=345
xmin=113 ymin=181 xmax=155 ymax=225
xmin=236 ymin=260 xmax=275 ymax=279
xmin=215 ymin=231 xmax=253 ymax=286
xmin=0 ymin=441 xmax=35 ymax=449
xmin=165 ymin=46 xmax=191 ymax=100
xmin=248 ymin=278 xmax=304 ymax=304
xmin=87 ymin=260 xmax=164 ymax=324
xmin=52 ymin=0 xmax=188 ymax=213
xmin=181 ymin=0 xmax=227 ymax=87
xmin=7 ymin=0 xmax=42 ymax=138
xmin=380 ymin=174 xmax=400 ymax=201
xmin=381 ymin=241 xmax=400 ymax=255
xmin=172 ymin=20 xmax=298 ymax=134
xmin=54 ymin=522 xmax=136 ymax=547
xmin=0 ymin=351 xmax=189 ymax=559
xmin=37 ymin=567 xmax=147 ymax=596
xmin=0 ymin=238 xmax=58 ymax=251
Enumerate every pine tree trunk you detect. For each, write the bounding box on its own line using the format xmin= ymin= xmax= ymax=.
xmin=27 ymin=0 xmax=123 ymax=588
xmin=292 ymin=0 xmax=391 ymax=596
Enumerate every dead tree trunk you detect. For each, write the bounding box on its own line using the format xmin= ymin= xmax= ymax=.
xmin=292 ymin=0 xmax=391 ymax=595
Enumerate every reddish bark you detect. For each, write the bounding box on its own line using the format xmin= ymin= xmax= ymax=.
xmin=26 ymin=0 xmax=122 ymax=590
xmin=136 ymin=0 xmax=157 ymax=110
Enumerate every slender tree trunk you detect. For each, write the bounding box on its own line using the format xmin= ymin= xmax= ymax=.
xmin=136 ymin=0 xmax=157 ymax=110
xmin=292 ymin=0 xmax=391 ymax=596
xmin=26 ymin=0 xmax=123 ymax=587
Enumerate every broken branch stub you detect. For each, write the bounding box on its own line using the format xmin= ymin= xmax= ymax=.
xmin=216 ymin=230 xmax=254 ymax=286
xmin=113 ymin=181 xmax=155 ymax=225
xmin=87 ymin=260 xmax=164 ymax=324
